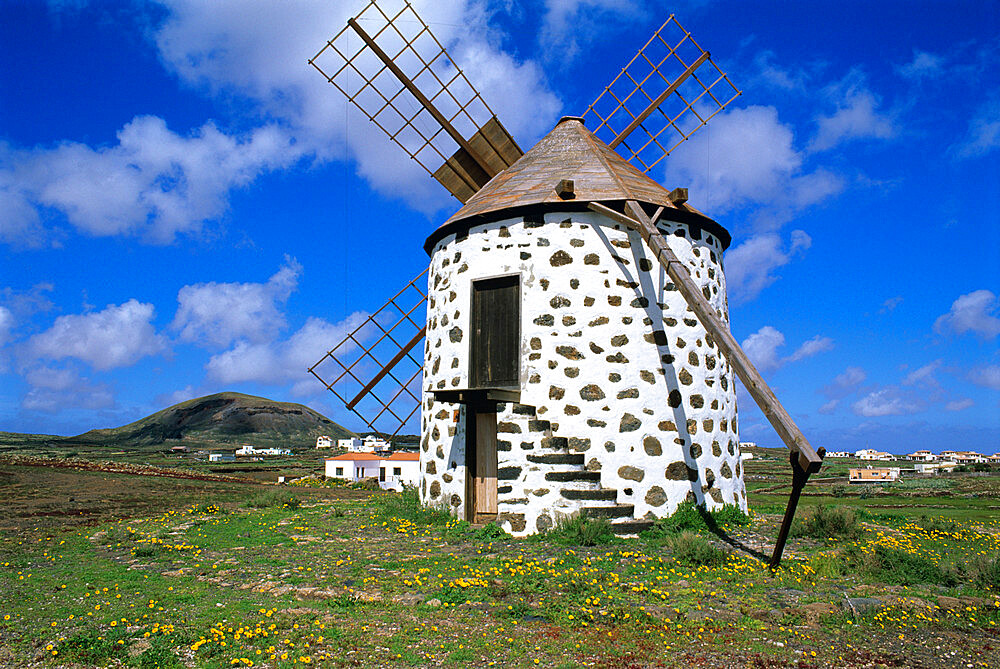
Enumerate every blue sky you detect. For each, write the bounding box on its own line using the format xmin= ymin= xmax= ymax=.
xmin=0 ymin=0 xmax=997 ymax=454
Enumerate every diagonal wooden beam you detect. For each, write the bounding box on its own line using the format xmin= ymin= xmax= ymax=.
xmin=588 ymin=200 xmax=824 ymax=565
xmin=347 ymin=18 xmax=495 ymax=178
xmin=346 ymin=326 xmax=426 ymax=410
xmin=609 ymin=51 xmax=711 ymax=149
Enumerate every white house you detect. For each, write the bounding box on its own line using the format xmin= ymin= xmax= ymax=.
xmin=208 ymin=453 xmax=235 ymax=462
xmin=825 ymin=451 xmax=852 ymax=458
xmin=952 ymin=451 xmax=986 ymax=464
xmin=906 ymin=450 xmax=935 ymax=462
xmin=325 ymin=452 xmax=420 ymax=491
xmin=236 ymin=445 xmax=292 ymax=456
xmin=855 ymin=449 xmax=893 ymax=461
xmin=337 ymin=436 xmax=393 ymax=453
xmin=849 ymin=467 xmax=900 ymax=484
xmin=316 ymin=435 xmax=333 ymax=449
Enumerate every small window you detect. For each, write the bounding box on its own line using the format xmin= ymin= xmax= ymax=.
xmin=335 ymin=467 xmax=343 ymax=476
xmin=393 ymin=467 xmax=401 ymax=476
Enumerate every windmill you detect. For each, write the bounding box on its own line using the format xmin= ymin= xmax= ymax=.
xmin=307 ymin=0 xmax=823 ymax=565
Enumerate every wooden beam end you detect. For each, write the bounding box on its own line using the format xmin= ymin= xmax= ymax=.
xmin=668 ymin=187 xmax=689 ymax=205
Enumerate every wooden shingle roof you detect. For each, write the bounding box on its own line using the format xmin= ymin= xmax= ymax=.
xmin=425 ymin=117 xmax=730 ymax=253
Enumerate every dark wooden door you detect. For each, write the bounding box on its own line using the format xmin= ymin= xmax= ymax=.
xmin=471 ymin=275 xmax=520 ymax=388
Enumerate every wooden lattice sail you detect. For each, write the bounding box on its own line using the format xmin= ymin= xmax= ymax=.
xmin=582 ymin=14 xmax=741 ymax=173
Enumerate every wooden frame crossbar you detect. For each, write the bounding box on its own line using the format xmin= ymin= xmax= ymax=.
xmin=583 ymin=15 xmax=741 ymax=173
xmin=308 ymin=0 xmax=516 ymax=198
xmin=308 ymin=268 xmax=428 ymax=438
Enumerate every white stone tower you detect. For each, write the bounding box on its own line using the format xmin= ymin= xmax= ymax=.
xmin=419 ymin=117 xmax=747 ymax=536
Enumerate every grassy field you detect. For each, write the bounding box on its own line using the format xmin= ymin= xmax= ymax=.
xmin=2 ymin=457 xmax=999 ymax=668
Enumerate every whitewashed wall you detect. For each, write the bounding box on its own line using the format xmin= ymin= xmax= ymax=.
xmin=419 ymin=210 xmax=747 ymax=535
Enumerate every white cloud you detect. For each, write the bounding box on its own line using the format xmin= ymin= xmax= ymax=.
xmin=748 ymin=50 xmax=809 ymax=92
xmin=809 ymin=72 xmax=897 ymax=152
xmin=724 ymin=230 xmax=811 ymax=302
xmin=205 ymin=311 xmax=369 ymax=394
xmin=740 ymin=325 xmax=833 ymax=372
xmin=0 ymin=305 xmax=12 ymax=346
xmin=969 ymin=364 xmax=1000 ymax=390
xmin=852 ymin=388 xmax=921 ymax=417
xmin=20 ymin=365 xmax=115 ymax=413
xmin=945 ymin=398 xmax=974 ymax=412
xmin=820 ymin=366 xmax=867 ymax=400
xmin=953 ymin=97 xmax=1000 ymax=159
xmin=934 ymin=289 xmax=1000 ymax=339
xmin=662 ymin=105 xmax=844 ymax=216
xmin=2 ymin=117 xmax=299 ymax=244
xmin=172 ymin=257 xmax=302 ymax=348
xmin=818 ymin=399 xmax=838 ymax=414
xmin=537 ymin=0 xmax=639 ymax=63
xmin=880 ymin=296 xmax=903 ymax=313
xmin=902 ymin=359 xmax=943 ymax=388
xmin=151 ymin=0 xmax=561 ymax=213
xmin=27 ymin=299 xmax=166 ymax=371
xmin=156 ymin=385 xmax=198 ymax=407
xmin=897 ymin=50 xmax=945 ymax=81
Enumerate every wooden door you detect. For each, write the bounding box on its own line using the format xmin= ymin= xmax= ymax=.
xmin=466 ymin=403 xmax=498 ymax=523
xmin=471 ymin=275 xmax=520 ymax=388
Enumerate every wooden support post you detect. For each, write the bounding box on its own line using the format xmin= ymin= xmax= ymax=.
xmin=346 ymin=19 xmax=495 ymax=177
xmin=770 ymin=446 xmax=825 ymax=568
xmin=588 ymin=200 xmax=825 ymax=564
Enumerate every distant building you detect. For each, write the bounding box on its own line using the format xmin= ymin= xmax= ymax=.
xmin=325 ymin=452 xmax=419 ymax=491
xmin=170 ymin=445 xmax=188 ymax=453
xmin=337 ymin=436 xmax=392 ymax=453
xmin=826 ymin=451 xmax=852 ymax=458
xmin=208 ymin=453 xmax=235 ymax=463
xmin=738 ymin=441 xmax=757 ymax=450
xmin=316 ymin=435 xmax=333 ymax=449
xmin=740 ymin=452 xmax=754 ymax=460
xmin=236 ymin=445 xmax=291 ymax=456
xmin=952 ymin=451 xmax=985 ymax=464
xmin=906 ymin=450 xmax=935 ymax=462
xmin=855 ymin=449 xmax=893 ymax=461
xmin=849 ymin=467 xmax=900 ymax=484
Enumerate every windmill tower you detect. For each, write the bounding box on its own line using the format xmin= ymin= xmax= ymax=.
xmin=309 ymin=1 xmax=823 ymax=562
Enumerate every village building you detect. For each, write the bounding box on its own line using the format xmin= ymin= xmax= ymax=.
xmin=316 ymin=435 xmax=333 ymax=449
xmin=208 ymin=453 xmax=235 ymax=463
xmin=952 ymin=451 xmax=986 ymax=465
xmin=855 ymin=449 xmax=893 ymax=461
xmin=236 ymin=445 xmax=291 ymax=457
xmin=325 ymin=452 xmax=419 ymax=491
xmin=849 ymin=467 xmax=900 ymax=484
xmin=906 ymin=450 xmax=936 ymax=462
xmin=825 ymin=451 xmax=852 ymax=458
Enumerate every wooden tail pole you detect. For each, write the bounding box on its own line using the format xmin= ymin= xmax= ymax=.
xmin=588 ymin=200 xmax=825 ymax=565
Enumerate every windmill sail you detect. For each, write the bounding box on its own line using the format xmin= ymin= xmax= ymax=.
xmin=583 ymin=15 xmax=741 ymax=173
xmin=308 ymin=269 xmax=428 ymax=439
xmin=308 ymin=0 xmax=523 ymax=203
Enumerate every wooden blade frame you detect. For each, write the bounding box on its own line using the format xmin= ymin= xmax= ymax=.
xmin=308 ymin=269 xmax=428 ymax=439
xmin=583 ymin=15 xmax=741 ymax=173
xmin=588 ymin=201 xmax=825 ymax=567
xmin=308 ymin=0 xmax=522 ymax=202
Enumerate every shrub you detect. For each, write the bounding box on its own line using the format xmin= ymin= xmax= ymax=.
xmin=790 ymin=505 xmax=863 ymax=540
xmin=641 ymin=500 xmax=750 ymax=541
xmin=845 ymin=544 xmax=955 ymax=586
xmin=662 ymin=531 xmax=729 ymax=566
xmin=917 ymin=515 xmax=960 ymax=534
xmin=375 ymin=488 xmax=451 ymax=526
xmin=545 ymin=512 xmax=618 ymax=546
xmin=246 ymin=489 xmax=301 ymax=509
xmin=831 ymin=484 xmax=849 ymax=498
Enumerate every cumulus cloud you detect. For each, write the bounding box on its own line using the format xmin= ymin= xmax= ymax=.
xmin=740 ymin=325 xmax=833 ymax=372
xmin=205 ymin=311 xmax=369 ymax=394
xmin=724 ymin=230 xmax=811 ymax=303
xmin=902 ymin=359 xmax=943 ymax=388
xmin=662 ymin=105 xmax=843 ymax=217
xmin=953 ymin=97 xmax=1000 ymax=159
xmin=820 ymin=366 xmax=867 ymax=400
xmin=896 ymin=50 xmax=945 ymax=81
xmin=934 ymin=289 xmax=1000 ymax=339
xmin=537 ymin=0 xmax=639 ymax=63
xmin=945 ymin=398 xmax=974 ymax=412
xmin=809 ymin=72 xmax=897 ymax=152
xmin=172 ymin=257 xmax=303 ymax=348
xmin=20 ymin=365 xmax=115 ymax=413
xmin=27 ymin=299 xmax=166 ymax=370
xmin=2 ymin=117 xmax=299 ymax=244
xmin=879 ymin=296 xmax=903 ymax=313
xmin=969 ymin=364 xmax=1000 ymax=390
xmin=852 ymin=388 xmax=921 ymax=417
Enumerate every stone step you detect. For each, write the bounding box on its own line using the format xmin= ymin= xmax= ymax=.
xmin=560 ymin=488 xmax=617 ymax=501
xmin=610 ymin=520 xmax=655 ymax=536
xmin=581 ymin=504 xmax=634 ymax=519
xmin=526 ymin=453 xmax=584 ymax=466
xmin=545 ymin=471 xmax=601 ymax=483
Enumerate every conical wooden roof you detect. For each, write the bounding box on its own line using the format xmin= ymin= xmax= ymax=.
xmin=425 ymin=117 xmax=730 ymax=253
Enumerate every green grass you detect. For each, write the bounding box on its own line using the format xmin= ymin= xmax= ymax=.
xmin=790 ymin=505 xmax=863 ymax=540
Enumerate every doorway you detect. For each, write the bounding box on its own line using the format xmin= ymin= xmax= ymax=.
xmin=466 ymin=275 xmax=520 ymax=523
